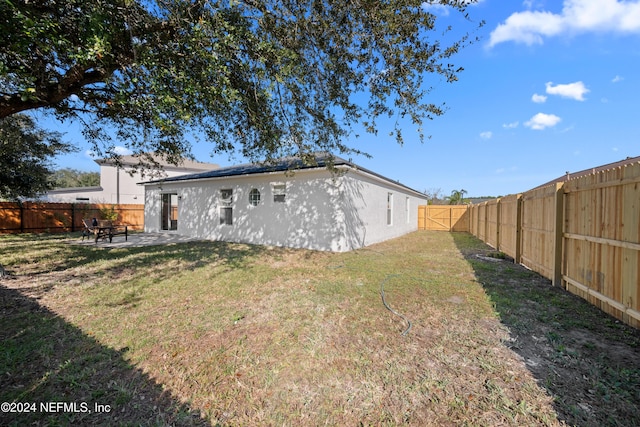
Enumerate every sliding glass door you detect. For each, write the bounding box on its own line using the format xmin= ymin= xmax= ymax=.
xmin=161 ymin=193 xmax=178 ymax=231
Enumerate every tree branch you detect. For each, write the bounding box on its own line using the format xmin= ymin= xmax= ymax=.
xmin=0 ymin=66 xmax=115 ymax=118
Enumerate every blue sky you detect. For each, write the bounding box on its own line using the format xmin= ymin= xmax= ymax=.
xmin=47 ymin=0 xmax=640 ymax=198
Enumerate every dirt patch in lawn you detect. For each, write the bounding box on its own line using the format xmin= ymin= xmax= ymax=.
xmin=452 ymin=233 xmax=640 ymax=427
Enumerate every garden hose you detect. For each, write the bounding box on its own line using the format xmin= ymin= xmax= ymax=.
xmin=380 ymin=274 xmax=412 ymax=336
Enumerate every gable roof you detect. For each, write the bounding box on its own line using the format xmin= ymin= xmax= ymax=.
xmin=141 ymin=153 xmax=427 ymax=198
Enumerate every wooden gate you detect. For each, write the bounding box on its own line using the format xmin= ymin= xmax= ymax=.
xmin=418 ymin=205 xmax=469 ymax=232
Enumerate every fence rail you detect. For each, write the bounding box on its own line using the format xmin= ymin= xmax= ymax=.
xmin=468 ymin=161 xmax=640 ymax=328
xmin=0 ymin=202 xmax=144 ymax=234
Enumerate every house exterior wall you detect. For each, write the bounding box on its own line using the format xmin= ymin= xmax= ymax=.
xmin=340 ymin=169 xmax=427 ymax=248
xmin=144 ymin=167 xmax=427 ymax=252
xmin=144 ymin=169 xmax=348 ymax=251
xmin=98 ymin=164 xmax=143 ymax=204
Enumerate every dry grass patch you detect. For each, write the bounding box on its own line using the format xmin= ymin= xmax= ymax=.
xmin=0 ymin=231 xmax=581 ymax=425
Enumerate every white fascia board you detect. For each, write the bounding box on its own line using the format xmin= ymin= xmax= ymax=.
xmin=141 ymin=166 xmax=329 ymax=187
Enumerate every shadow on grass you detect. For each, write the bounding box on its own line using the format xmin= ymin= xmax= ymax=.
xmin=0 ymin=233 xmax=265 ymax=298
xmin=0 ymin=283 xmax=210 ymax=427
xmin=451 ymin=232 xmax=640 ymax=427
xmin=0 ymin=234 xmax=269 ymax=426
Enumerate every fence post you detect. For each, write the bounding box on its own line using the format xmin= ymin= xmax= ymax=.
xmin=496 ymin=198 xmax=502 ymax=251
xmin=552 ymin=182 xmax=565 ymax=287
xmin=515 ymin=194 xmax=522 ymax=264
xmin=19 ymin=202 xmax=24 ymax=233
xmin=484 ymin=202 xmax=489 ymax=244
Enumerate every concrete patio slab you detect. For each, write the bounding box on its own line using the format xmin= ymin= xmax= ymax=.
xmin=69 ymin=232 xmax=205 ymax=248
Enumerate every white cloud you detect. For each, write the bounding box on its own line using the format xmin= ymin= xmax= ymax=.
xmin=480 ymin=131 xmax=493 ymax=140
xmin=489 ymin=10 xmax=564 ymax=46
xmin=532 ymin=93 xmax=547 ymax=103
xmin=421 ymin=0 xmax=484 ymax=16
xmin=495 ymin=166 xmax=518 ymax=174
xmin=421 ymin=3 xmax=451 ymax=16
xmin=502 ymin=121 xmax=519 ymax=129
xmin=545 ymin=81 xmax=589 ymax=101
xmin=612 ymin=75 xmax=624 ymax=83
xmin=522 ymin=0 xmax=538 ymax=9
xmin=525 ymin=113 xmax=562 ymax=130
xmin=112 ymin=146 xmax=133 ymax=156
xmin=489 ymin=0 xmax=640 ymax=47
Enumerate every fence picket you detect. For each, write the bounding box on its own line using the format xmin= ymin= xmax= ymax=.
xmin=0 ymin=202 xmax=144 ymax=233
xmin=468 ymin=161 xmax=640 ymax=329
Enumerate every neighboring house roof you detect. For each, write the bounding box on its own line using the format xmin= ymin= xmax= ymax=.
xmin=142 ymin=153 xmax=427 ymax=198
xmin=534 ymin=155 xmax=640 ymax=189
xmin=96 ymin=154 xmax=219 ymax=171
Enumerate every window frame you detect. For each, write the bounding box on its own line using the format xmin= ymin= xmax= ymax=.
xmin=220 ymin=188 xmax=233 ymax=206
xmin=249 ymin=188 xmax=261 ymax=206
xmin=272 ymin=182 xmax=286 ymax=203
xmin=406 ymin=197 xmax=410 ymax=224
xmin=219 ymin=206 xmax=233 ymax=225
xmin=219 ymin=189 xmax=233 ymax=225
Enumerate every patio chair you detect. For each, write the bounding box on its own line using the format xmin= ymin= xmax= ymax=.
xmin=81 ymin=218 xmax=98 ymax=241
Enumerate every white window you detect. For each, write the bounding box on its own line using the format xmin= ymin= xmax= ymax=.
xmin=406 ymin=197 xmax=410 ymax=224
xmin=272 ymin=183 xmax=286 ymax=203
xmin=220 ymin=189 xmax=233 ymax=205
xmin=220 ymin=207 xmax=232 ymax=225
xmin=249 ymin=188 xmax=261 ymax=206
xmin=387 ymin=192 xmax=393 ymax=226
xmin=220 ymin=189 xmax=233 ymax=225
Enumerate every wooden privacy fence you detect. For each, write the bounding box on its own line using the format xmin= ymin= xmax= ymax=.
xmin=0 ymin=202 xmax=144 ymax=233
xmin=418 ymin=205 xmax=469 ymax=231
xmin=469 ymin=161 xmax=640 ymax=328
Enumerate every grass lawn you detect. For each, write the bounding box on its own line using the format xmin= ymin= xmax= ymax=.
xmin=1 ymin=231 xmax=638 ymax=426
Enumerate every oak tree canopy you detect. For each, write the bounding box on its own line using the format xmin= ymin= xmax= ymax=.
xmin=0 ymin=114 xmax=72 ymax=200
xmin=1 ymin=0 xmax=481 ymax=166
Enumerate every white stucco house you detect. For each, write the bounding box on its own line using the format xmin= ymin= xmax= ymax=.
xmin=142 ymin=154 xmax=428 ymax=252
xmin=45 ymin=155 xmax=219 ymax=204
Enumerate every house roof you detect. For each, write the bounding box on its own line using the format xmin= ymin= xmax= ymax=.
xmin=533 ymin=155 xmax=640 ymax=189
xmin=142 ymin=153 xmax=427 ymax=198
xmin=96 ymin=153 xmax=219 ymax=172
